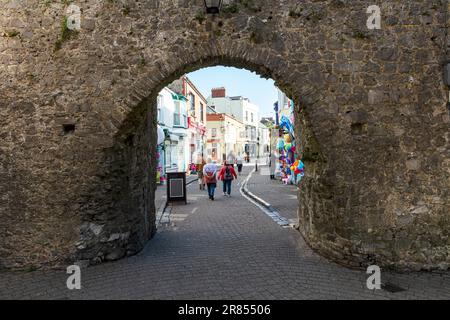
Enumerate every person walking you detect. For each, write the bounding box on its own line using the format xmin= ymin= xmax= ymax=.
xmin=203 ymin=158 xmax=218 ymax=200
xmin=226 ymin=151 xmax=236 ymax=169
xmin=196 ymin=155 xmax=206 ymax=190
xmin=236 ymin=152 xmax=243 ymax=175
xmin=269 ymin=151 xmax=276 ymax=180
xmin=218 ymin=161 xmax=238 ymax=197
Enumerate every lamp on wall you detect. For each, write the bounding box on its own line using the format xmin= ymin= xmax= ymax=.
xmin=204 ymin=0 xmax=222 ymax=14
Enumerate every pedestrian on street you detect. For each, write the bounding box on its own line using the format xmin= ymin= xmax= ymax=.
xmin=269 ymin=151 xmax=276 ymax=180
xmin=226 ymin=151 xmax=236 ymax=169
xmin=236 ymin=153 xmax=243 ymax=175
xmin=203 ymin=158 xmax=218 ymax=200
xmin=218 ymin=160 xmax=238 ymax=197
xmin=196 ymin=155 xmax=206 ymax=190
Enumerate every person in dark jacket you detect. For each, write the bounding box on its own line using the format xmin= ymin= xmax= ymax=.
xmin=218 ymin=161 xmax=238 ymax=197
xmin=236 ymin=153 xmax=243 ymax=175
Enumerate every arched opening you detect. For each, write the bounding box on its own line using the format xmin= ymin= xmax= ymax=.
xmin=153 ymin=66 xmax=303 ymax=233
xmin=75 ymin=57 xmax=327 ymax=267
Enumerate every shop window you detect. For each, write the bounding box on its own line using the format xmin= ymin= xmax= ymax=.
xmin=174 ymin=101 xmax=181 ymax=126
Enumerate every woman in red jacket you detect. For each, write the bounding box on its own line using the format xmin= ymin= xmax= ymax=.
xmin=218 ymin=161 xmax=238 ymax=197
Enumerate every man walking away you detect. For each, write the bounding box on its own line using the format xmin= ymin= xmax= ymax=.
xmin=236 ymin=153 xmax=243 ymax=175
xmin=218 ymin=161 xmax=238 ymax=197
xmin=203 ymin=158 xmax=218 ymax=200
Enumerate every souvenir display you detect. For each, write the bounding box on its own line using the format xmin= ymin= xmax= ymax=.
xmin=276 ymin=113 xmax=304 ymax=185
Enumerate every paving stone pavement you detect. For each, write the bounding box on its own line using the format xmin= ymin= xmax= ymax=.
xmin=155 ymin=175 xmax=197 ymax=225
xmin=245 ymin=167 xmax=299 ymax=223
xmin=0 ymin=166 xmax=449 ymax=300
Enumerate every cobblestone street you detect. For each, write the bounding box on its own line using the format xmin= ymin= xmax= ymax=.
xmin=0 ymin=165 xmax=449 ymax=300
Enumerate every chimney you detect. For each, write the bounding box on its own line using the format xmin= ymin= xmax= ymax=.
xmin=211 ymin=87 xmax=226 ymax=98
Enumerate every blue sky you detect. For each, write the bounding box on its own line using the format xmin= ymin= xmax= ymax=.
xmin=186 ymin=66 xmax=278 ymax=118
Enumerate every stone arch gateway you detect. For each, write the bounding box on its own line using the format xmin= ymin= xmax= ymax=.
xmin=0 ymin=0 xmax=449 ymax=270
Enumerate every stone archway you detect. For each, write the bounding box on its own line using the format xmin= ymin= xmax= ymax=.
xmin=1 ymin=0 xmax=449 ymax=270
xmin=74 ymin=52 xmax=324 ymax=266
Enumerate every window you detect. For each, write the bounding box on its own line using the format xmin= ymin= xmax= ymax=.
xmin=212 ymin=128 xmax=217 ymax=137
xmin=157 ymin=94 xmax=163 ymax=109
xmin=174 ymin=101 xmax=181 ymax=126
xmin=200 ymin=102 xmax=204 ymax=123
xmin=189 ymin=93 xmax=195 ymax=115
xmin=245 ymin=111 xmax=248 ymax=121
xmin=251 ymin=113 xmax=254 ymax=123
xmin=157 ymin=108 xmax=162 ymax=123
xmin=157 ymin=95 xmax=164 ymax=124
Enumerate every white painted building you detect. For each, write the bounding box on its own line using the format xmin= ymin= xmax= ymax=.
xmin=156 ymin=87 xmax=189 ymax=176
xmin=277 ymin=87 xmax=294 ymax=120
xmin=207 ymin=87 xmax=261 ymax=159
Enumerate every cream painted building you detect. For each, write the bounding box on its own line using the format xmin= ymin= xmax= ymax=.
xmin=206 ymin=113 xmax=245 ymax=163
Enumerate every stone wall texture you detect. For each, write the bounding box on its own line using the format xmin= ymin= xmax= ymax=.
xmin=0 ymin=0 xmax=449 ymax=270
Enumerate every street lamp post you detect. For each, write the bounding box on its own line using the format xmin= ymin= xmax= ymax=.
xmin=255 ymin=136 xmax=260 ymax=172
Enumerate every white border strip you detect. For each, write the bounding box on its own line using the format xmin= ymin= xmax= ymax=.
xmin=240 ymin=169 xmax=290 ymax=227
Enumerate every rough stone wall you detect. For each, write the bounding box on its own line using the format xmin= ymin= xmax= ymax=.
xmin=0 ymin=0 xmax=449 ymax=270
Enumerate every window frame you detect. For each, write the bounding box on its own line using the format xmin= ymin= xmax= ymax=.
xmin=173 ymin=100 xmax=181 ymax=126
xmin=200 ymin=102 xmax=204 ymax=123
xmin=189 ymin=93 xmax=195 ymax=116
